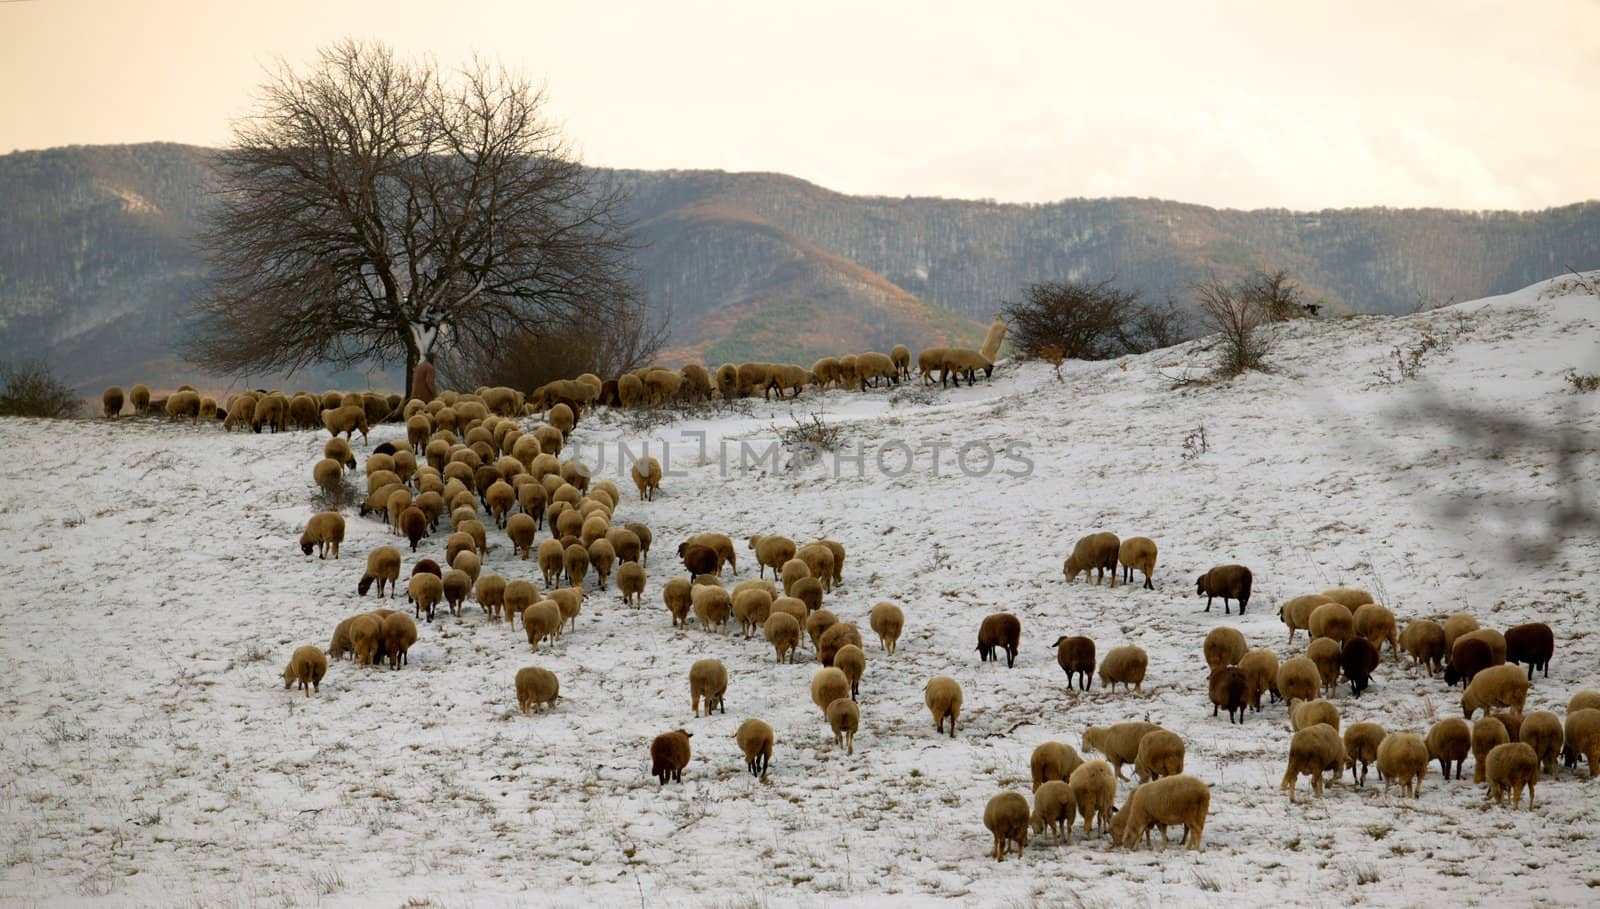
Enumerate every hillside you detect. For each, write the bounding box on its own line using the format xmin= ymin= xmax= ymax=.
xmin=1 ymin=275 xmax=1597 ymax=906
xmin=1 ymin=144 xmax=1597 ymax=393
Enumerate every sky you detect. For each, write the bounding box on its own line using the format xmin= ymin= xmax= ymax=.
xmin=1 ymin=0 xmax=1596 ymax=211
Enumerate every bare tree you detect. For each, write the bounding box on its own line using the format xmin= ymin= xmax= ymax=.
xmin=1002 ymin=279 xmax=1189 ymax=361
xmin=188 ymin=40 xmax=637 ymax=398
xmin=1191 ymin=272 xmax=1272 ymax=375
xmin=1241 ymin=269 xmax=1310 ymax=322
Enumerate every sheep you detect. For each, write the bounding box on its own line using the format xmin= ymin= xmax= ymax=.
xmin=650 ymin=729 xmax=693 ymax=785
xmin=1401 ymin=619 xmax=1448 ymax=674
xmin=537 ymin=539 xmax=565 ymax=587
xmin=1319 ymin=587 xmax=1374 ymax=609
xmin=546 ymin=403 xmax=575 ymax=440
xmin=924 ymin=676 xmax=962 ymax=737
xmin=475 ymin=573 xmax=507 ymax=622
xmin=1209 ymin=668 xmax=1249 ymax=724
xmin=779 ymin=558 xmax=811 ymax=596
xmin=1458 ymin=628 xmax=1508 ymax=666
xmin=299 ymin=511 xmax=346 ymax=559
xmin=1289 ymin=698 xmax=1341 ymax=733
xmin=1097 ymin=645 xmax=1148 ymax=693
xmin=1067 ymin=760 xmax=1117 ymax=839
xmin=348 ymin=614 xmax=383 ymax=666
xmin=663 ymin=576 xmax=693 ymax=627
xmin=749 ymin=534 xmax=798 ymax=579
xmin=387 ymin=489 xmax=416 ymax=536
xmin=1282 ymin=724 xmax=1346 ymax=803
xmin=606 ymin=527 xmax=642 ymax=564
xmin=735 ymin=718 xmax=774 ymax=779
xmin=1504 ymin=622 xmax=1555 ymax=679
xmin=378 ymin=612 xmax=417 ymax=670
xmin=624 ymin=520 xmax=654 ymax=565
xmin=165 ymin=390 xmax=201 ymax=423
xmin=444 ymin=531 xmax=477 ymax=568
xmin=1499 ymin=711 xmax=1526 ymax=743
xmin=939 ymin=347 xmax=994 ymax=386
xmin=506 ymin=513 xmax=537 ymax=560
xmin=617 ymin=561 xmax=645 ymax=607
xmin=1202 ymin=626 xmax=1247 ymax=672
xmin=791 ymin=576 xmax=824 ymax=613
xmin=1344 ymin=722 xmax=1385 ymax=786
xmin=1117 ymin=536 xmax=1158 ymax=589
xmin=689 ymin=658 xmax=728 ymax=717
xmin=366 ymin=452 xmax=397 ymax=477
xmin=984 ymin=791 xmax=1031 ymax=861
xmin=408 ymin=572 xmax=445 ymax=623
xmin=804 ymin=609 xmax=838 ymax=650
xmin=441 ymin=569 xmax=472 ymax=618
xmin=889 ymin=344 xmax=912 ymax=381
xmin=1471 ymin=716 xmax=1510 ymax=783
xmin=1196 ymin=564 xmax=1252 ymax=614
xmin=1442 ymin=612 xmax=1479 ymax=650
xmin=810 ymin=667 xmax=850 ymax=718
xmin=1377 ymin=732 xmax=1429 ymax=797
xmin=1572 ymin=691 xmax=1600 ymax=713
xmin=764 ymin=612 xmax=801 ymax=663
xmin=1030 ymin=742 xmax=1084 ymax=790
xmin=224 ymin=394 xmax=257 ymax=432
xmin=833 ymin=644 xmax=867 ymax=700
xmin=826 ymin=698 xmax=860 ymax=754
xmin=1030 ymin=780 xmax=1076 ymax=846
xmin=581 ymin=514 xmax=611 ymax=549
xmin=100 ymin=386 xmax=125 ymax=418
xmin=1276 ymin=656 xmax=1320 ymax=703
xmin=1306 ymin=637 xmax=1342 ymax=696
xmin=817 ymin=622 xmax=863 ymax=668
xmin=253 ymin=393 xmax=287 ymax=432
xmin=282 ymin=645 xmax=328 ymax=697
xmin=691 ymin=583 xmax=731 ymax=633
xmin=1134 ymin=729 xmax=1187 ymax=781
xmin=793 ymin=542 xmax=833 ymax=590
xmin=1082 ymin=722 xmax=1163 ymax=781
xmin=1340 ymin=637 xmax=1381 ymax=696
xmin=1520 ymin=710 xmax=1564 ymax=779
xmin=484 ymin=480 xmax=516 ymax=529
xmin=522 ymin=600 xmax=562 ymax=651
xmin=770 ymin=595 xmax=807 ymax=626
xmin=1351 ymin=602 xmax=1399 ymax=660
xmin=1425 ymin=717 xmax=1472 ymax=780
xmin=588 ymin=539 xmax=616 ymax=590
xmin=1462 ymin=664 xmax=1531 ymax=719
xmin=916 ymin=347 xmax=948 ymax=385
xmin=355 ymin=546 xmax=402 ymax=599
xmin=1279 ymin=594 xmax=1333 ymax=643
xmin=321 ymin=404 xmax=370 ymax=442
xmin=1485 ymin=742 xmax=1539 ymax=809
xmin=1443 ymin=636 xmax=1496 ymax=688
xmin=680 ymin=543 xmax=720 ymax=577
xmin=1053 ymin=635 xmax=1095 ymax=691
xmin=976 ymin=613 xmax=1022 ymax=667
xmin=1237 ymin=648 xmax=1279 ymax=710
xmin=1120 ymin=775 xmax=1210 ymax=852
xmin=869 ymin=602 xmax=905 ymax=654
xmin=631 ymin=457 xmax=662 ymax=501
xmin=563 ymin=543 xmax=589 ymax=589
xmin=1062 ymin=532 xmax=1120 ymax=585
xmin=129 ymin=383 xmax=151 ymax=415
xmin=1561 ymin=708 xmax=1600 ymax=778
xmin=1308 ymin=602 xmax=1354 ymax=644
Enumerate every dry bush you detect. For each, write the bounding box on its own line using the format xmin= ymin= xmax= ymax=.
xmin=0 ymin=362 xmax=81 ymax=418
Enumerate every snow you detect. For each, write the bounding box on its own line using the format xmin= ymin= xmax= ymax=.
xmin=2 ymin=275 xmax=1598 ymax=908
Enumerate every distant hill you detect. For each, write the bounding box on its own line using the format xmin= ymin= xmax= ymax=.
xmin=1 ymin=143 xmax=1595 ymax=393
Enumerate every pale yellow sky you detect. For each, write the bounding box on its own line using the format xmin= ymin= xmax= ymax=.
xmin=2 ymin=0 xmax=1596 ymax=210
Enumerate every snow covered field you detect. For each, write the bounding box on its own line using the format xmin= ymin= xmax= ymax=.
xmin=2 ymin=276 xmax=1598 ymax=908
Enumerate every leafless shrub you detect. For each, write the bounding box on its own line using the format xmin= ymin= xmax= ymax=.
xmin=0 ymin=361 xmax=82 ymax=418
xmin=1190 ymin=274 xmax=1273 ymax=376
xmin=1564 ymin=369 xmax=1599 ymax=394
xmin=1003 ymin=279 xmax=1192 ymax=361
xmin=1181 ymin=424 xmax=1209 ymax=461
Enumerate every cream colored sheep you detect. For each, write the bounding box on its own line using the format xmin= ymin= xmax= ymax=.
xmin=1305 ymin=636 xmax=1342 ymax=697
xmin=1426 ymin=717 xmax=1472 ymax=780
xmin=1062 ymin=531 xmax=1120 ymax=585
xmin=408 ymin=572 xmax=444 ymax=623
xmin=984 ymin=791 xmax=1030 ymax=861
xmin=1282 ymin=724 xmax=1345 ymax=803
xmin=925 ymin=675 xmax=962 ymax=737
xmin=537 ymin=539 xmax=565 ymax=587
xmin=1352 ymin=602 xmax=1399 ymax=659
xmin=1133 ymin=729 xmax=1186 ymax=782
xmin=321 ymin=404 xmax=370 ymax=442
xmin=588 ymin=538 xmax=616 ymax=590
xmin=348 ymin=614 xmax=383 ymax=666
xmin=506 ymin=513 xmax=537 ymax=560
xmin=1029 ymin=780 xmax=1075 ymax=846
xmin=1120 ymin=775 xmax=1209 ymax=851
xmin=1202 ymin=626 xmax=1247 ymax=672
xmin=764 ymin=612 xmax=801 ymax=663
xmin=1067 ymin=760 xmax=1117 ymax=839
xmin=1562 ymin=708 xmax=1600 ymax=778
xmin=1400 ymin=619 xmax=1448 ymax=674
xmin=735 ymin=718 xmax=774 ymax=779
xmin=476 ymin=573 xmax=507 ymax=622
xmin=689 ymin=658 xmax=728 ymax=717
xmin=1098 ymin=644 xmax=1148 ymax=692
xmin=1377 ymin=732 xmax=1428 ymax=798
xmin=313 ymin=458 xmax=344 ymax=494
xmin=1461 ymin=664 xmax=1531 ymax=719
xmin=631 ymin=456 xmax=662 ymax=501
xmin=282 ymin=645 xmax=328 ymax=697
xmin=522 ymin=600 xmax=562 ymax=651
xmin=730 ymin=588 xmax=773 ymax=638
xmin=1279 ymin=594 xmax=1333 ymax=643
xmin=869 ymin=602 xmax=905 ymax=654
xmin=1520 ymin=710 xmax=1564 ymax=779
xmin=804 ymin=609 xmax=838 ymax=650
xmin=794 ymin=542 xmax=833 ymax=591
xmin=691 ymin=583 xmax=731 ymax=633
xmin=1237 ymin=648 xmax=1279 ymax=711
xmin=780 ymin=558 xmax=811 ymax=596
xmin=1442 ymin=612 xmax=1479 ymax=650
xmin=379 ymin=612 xmax=417 ymax=669
xmin=299 ymin=511 xmax=346 ymax=559
xmin=833 ymin=644 xmax=866 ymax=700
xmin=1308 ymin=602 xmax=1354 ymax=643
xmin=548 ymin=586 xmax=583 ymax=634
xmin=129 ymin=383 xmax=151 ymax=415
xmin=1117 ymin=536 xmax=1158 ymax=589
xmin=663 ymin=576 xmax=693 ymax=626
xmin=1082 ymin=721 xmax=1162 ymax=781
xmin=1344 ymin=721 xmax=1386 ymax=786
xmin=358 ymin=545 xmax=402 ymax=597
xmin=1485 ymin=742 xmax=1539 ymax=809
xmin=1289 ymin=698 xmax=1341 ymax=733
xmin=563 ymin=543 xmax=589 ymax=589
xmin=1569 ymin=691 xmax=1600 ymax=713
xmin=617 ymin=561 xmax=645 ymax=607
xmin=749 ymin=534 xmax=798 ymax=579
xmin=811 ymin=667 xmax=849 ymax=716
xmin=826 ymin=698 xmax=860 ymax=754
xmin=1275 ymin=656 xmax=1320 ymax=704
xmin=1030 ymin=742 xmax=1084 ymax=791
xmin=1471 ymin=716 xmax=1510 ymax=783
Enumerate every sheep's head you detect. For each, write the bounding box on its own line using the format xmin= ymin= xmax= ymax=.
xmin=1443 ymin=665 xmax=1462 ymax=687
xmin=299 ymin=536 xmax=314 ymax=556
xmin=1195 ymin=575 xmax=1206 ymax=595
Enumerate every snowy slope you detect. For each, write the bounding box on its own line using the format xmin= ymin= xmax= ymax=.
xmin=2 ymin=274 xmax=1598 ymax=908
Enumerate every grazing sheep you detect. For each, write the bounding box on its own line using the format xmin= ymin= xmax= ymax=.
xmin=625 ymin=521 xmax=653 ymax=565
xmin=1117 ymin=536 xmax=1158 ymax=589
xmin=1340 ymin=637 xmax=1381 ymax=696
xmin=1030 ymin=780 xmax=1076 ymax=846
xmin=854 ymin=351 xmax=898 ymax=388
xmin=826 ymin=698 xmax=860 ymax=754
xmin=1275 ymin=656 xmax=1321 ymax=704
xmin=1519 ymin=710 xmax=1564 ymax=778
xmin=299 ymin=511 xmax=346 ymax=559
xmin=379 ymin=612 xmax=417 ymax=669
xmin=1471 ymin=717 xmax=1510 ymax=783
xmin=1305 ymin=637 xmax=1343 ymax=696
xmin=650 ymin=730 xmax=693 ymax=785
xmin=484 ymin=480 xmax=516 ymax=529
xmin=348 ymin=614 xmax=383 ymax=666
xmin=1458 ymin=628 xmax=1508 ymax=666
xmin=617 ymin=561 xmax=645 ymax=607
xmin=1082 ymin=722 xmax=1163 ymax=781
xmin=791 ymin=576 xmax=824 ymax=613
xmin=522 ymin=600 xmax=562 ymax=651
xmin=588 ymin=538 xmax=616 ymax=590
xmin=1308 ymin=602 xmax=1355 ymax=644
xmin=691 ymin=583 xmax=732 ymax=633
xmin=1196 ymin=564 xmax=1252 ymax=614
xmin=1209 ymin=668 xmax=1249 ymax=724
xmin=1561 ymin=708 xmax=1600 ymax=778
xmin=1319 ymin=587 xmax=1374 ymax=609
xmin=441 ymin=569 xmax=472 ymax=618
xmin=101 ymin=386 xmax=124 ymax=418
xmin=631 ymin=457 xmax=662 ymax=501
xmin=1504 ymin=622 xmax=1555 ymax=679
xmin=680 ymin=543 xmax=720 ymax=577
xmin=779 ymin=558 xmax=811 ymax=596
xmin=1461 ymin=664 xmax=1531 ymax=719
xmin=1282 ymin=724 xmax=1346 ymax=803
xmin=1400 ymin=619 xmax=1448 ymax=674
xmin=536 ymin=539 xmax=565 ymax=587
xmin=129 ymin=383 xmax=151 ymax=415
xmin=939 ymin=347 xmax=995 ymax=386
xmin=1067 ymin=761 xmax=1117 ymax=839
xmin=805 ymin=610 xmax=839 ymax=650
xmin=1030 ymin=742 xmax=1085 ymax=790
xmin=1377 ymin=732 xmax=1429 ymax=798
xmin=1237 ymin=648 xmax=1279 ymax=710
xmin=833 ymin=644 xmax=866 ymax=699
xmin=1134 ymin=729 xmax=1187 ymax=781
xmin=793 ymin=542 xmax=833 ymax=590
xmin=976 ymin=613 xmax=1022 ymax=667
xmin=164 ymin=390 xmax=201 ymax=423
xmin=1442 ymin=612 xmax=1480 ymax=650
xmin=506 ymin=513 xmax=537 ymax=560
xmin=663 ymin=576 xmax=693 ymax=627
xmin=1344 ymin=722 xmax=1386 ymax=786
xmin=1289 ymin=698 xmax=1341 ymax=733
xmin=408 ymin=572 xmax=445 ymax=623
xmin=1203 ymin=626 xmax=1247 ymax=672
xmin=924 ymin=676 xmax=963 ymax=737
xmin=1352 ymin=603 xmax=1399 ymax=659
xmin=282 ymin=645 xmax=328 ymax=697
xmin=689 ymin=658 xmax=728 ymax=717
xmin=1062 ymin=532 xmax=1121 ymax=586
xmin=869 ymin=602 xmax=905 ymax=654
xmin=1279 ymin=594 xmax=1333 ymax=643
xmin=889 ymin=344 xmax=912 ymax=381
xmin=1098 ymin=645 xmax=1148 ymax=693
xmin=770 ymin=596 xmax=807 ymax=626
xmin=1499 ymin=711 xmax=1527 ymax=743
xmin=1119 ymin=775 xmax=1210 ymax=852
xmin=749 ymin=534 xmax=798 ymax=578
xmin=984 ymin=791 xmax=1031 ymax=861
xmin=476 ymin=573 xmax=507 ymax=622
xmin=1426 ymin=718 xmax=1472 ymax=780
xmin=811 ymin=667 xmax=850 ymax=717
xmin=764 ymin=612 xmax=802 ymax=663
xmin=321 ymin=404 xmax=370 ymax=442
xmin=916 ymin=347 xmax=948 ymax=385
xmin=1053 ymin=635 xmax=1095 ymax=691
xmin=1485 ymin=742 xmax=1539 ymax=809
xmin=358 ymin=545 xmax=402 ymax=597
xmin=735 ymin=718 xmax=774 ymax=779
xmin=817 ymin=623 xmax=863 ymax=668
xmin=1443 ymin=636 xmax=1496 ymax=688
xmin=563 ymin=543 xmax=589 ymax=589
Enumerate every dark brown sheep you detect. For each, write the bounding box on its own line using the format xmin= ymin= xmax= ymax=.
xmin=650 ymin=729 xmax=693 ymax=785
xmin=399 ymin=506 xmax=428 ymax=552
xmin=1340 ymin=638 xmax=1381 ymax=697
xmin=977 ymin=613 xmax=1022 ymax=668
xmin=1053 ymin=635 xmax=1095 ymax=691
xmin=1196 ymin=564 xmax=1252 ymax=614
xmin=1208 ymin=667 xmax=1249 ymax=724
xmin=1444 ymin=637 xmax=1495 ymax=688
xmin=679 ymin=542 xmax=720 ymax=576
xmin=1504 ymin=622 xmax=1554 ymax=679
xmin=411 ymin=558 xmax=442 ymax=579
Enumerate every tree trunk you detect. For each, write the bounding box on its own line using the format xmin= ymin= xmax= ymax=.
xmin=403 ymin=336 xmax=419 ymax=401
